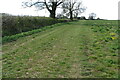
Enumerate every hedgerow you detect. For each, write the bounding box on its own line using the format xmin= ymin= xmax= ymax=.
xmin=2 ymin=13 xmax=69 ymax=37
xmin=2 ymin=22 xmax=71 ymax=44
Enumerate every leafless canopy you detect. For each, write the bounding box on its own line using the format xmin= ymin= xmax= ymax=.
xmin=62 ymin=0 xmax=86 ymax=20
xmin=22 ymin=0 xmax=65 ymax=18
xmin=89 ymin=13 xmax=96 ymax=20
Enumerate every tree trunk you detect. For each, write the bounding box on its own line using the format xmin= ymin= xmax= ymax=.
xmin=70 ymin=11 xmax=73 ymax=21
xmin=50 ymin=11 xmax=56 ymax=18
xmin=44 ymin=1 xmax=63 ymax=19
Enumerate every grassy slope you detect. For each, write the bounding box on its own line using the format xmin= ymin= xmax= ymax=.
xmin=2 ymin=20 xmax=118 ymax=78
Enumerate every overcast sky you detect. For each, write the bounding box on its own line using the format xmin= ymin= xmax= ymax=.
xmin=0 ymin=0 xmax=119 ymax=20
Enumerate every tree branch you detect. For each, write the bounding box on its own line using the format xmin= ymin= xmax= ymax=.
xmin=44 ymin=0 xmax=52 ymax=12
xmin=57 ymin=0 xmax=64 ymax=6
xmin=24 ymin=2 xmax=43 ymax=7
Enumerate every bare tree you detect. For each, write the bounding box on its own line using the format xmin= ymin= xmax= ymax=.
xmin=22 ymin=0 xmax=65 ymax=18
xmin=88 ymin=13 xmax=96 ymax=20
xmin=62 ymin=0 xmax=86 ymax=20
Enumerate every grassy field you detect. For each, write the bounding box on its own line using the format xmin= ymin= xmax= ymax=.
xmin=2 ymin=20 xmax=118 ymax=78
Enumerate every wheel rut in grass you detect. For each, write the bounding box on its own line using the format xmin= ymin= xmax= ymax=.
xmin=3 ymin=21 xmax=95 ymax=78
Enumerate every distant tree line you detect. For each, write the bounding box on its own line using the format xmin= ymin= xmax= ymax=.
xmin=77 ymin=16 xmax=102 ymax=20
xmin=76 ymin=13 xmax=103 ymax=20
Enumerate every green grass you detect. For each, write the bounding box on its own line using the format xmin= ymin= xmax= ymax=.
xmin=2 ymin=20 xmax=118 ymax=78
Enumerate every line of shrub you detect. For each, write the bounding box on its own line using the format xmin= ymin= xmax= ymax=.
xmin=2 ymin=13 xmax=69 ymax=37
xmin=2 ymin=22 xmax=67 ymax=44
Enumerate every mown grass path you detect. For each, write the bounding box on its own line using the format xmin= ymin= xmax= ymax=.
xmin=2 ymin=20 xmax=118 ymax=78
